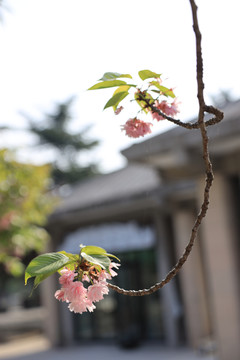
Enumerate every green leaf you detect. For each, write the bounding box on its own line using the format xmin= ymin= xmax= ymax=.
xmin=150 ymin=81 xmax=175 ymax=98
xmin=81 ymin=252 xmax=111 ymax=269
xmin=59 ymin=261 xmax=76 ymax=272
xmin=33 ymin=273 xmax=50 ymax=289
xmin=58 ymin=251 xmax=79 ymax=262
xmin=25 ymin=252 xmax=71 ymax=284
xmin=106 ymin=253 xmax=121 ymax=262
xmin=81 ymin=245 xmax=107 ymax=255
xmin=88 ymin=80 xmax=127 ymax=90
xmin=81 ymin=246 xmax=120 ymax=262
xmin=104 ymin=91 xmax=129 ymax=110
xmin=113 ymin=85 xmax=130 ymax=95
xmin=138 ymin=70 xmax=161 ymax=81
xmin=99 ymin=72 xmax=132 ymax=81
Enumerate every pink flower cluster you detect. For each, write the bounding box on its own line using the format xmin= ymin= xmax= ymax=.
xmin=120 ymin=96 xmax=180 ymax=138
xmin=55 ymin=263 xmax=120 ymax=314
xmin=121 ymin=118 xmax=152 ymax=138
xmin=151 ymin=98 xmax=180 ymax=121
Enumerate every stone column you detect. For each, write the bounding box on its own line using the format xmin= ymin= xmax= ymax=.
xmin=41 ymin=274 xmax=60 ymax=346
xmin=172 ymin=207 xmax=211 ymax=349
xmin=40 ymin=236 xmax=61 ymax=346
xmin=154 ymin=213 xmax=182 ymax=346
xmin=198 ymin=174 xmax=240 ymax=360
xmin=40 ymin=230 xmax=69 ymax=346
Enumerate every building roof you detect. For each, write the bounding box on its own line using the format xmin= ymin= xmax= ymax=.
xmin=50 ymin=163 xmax=161 ymax=219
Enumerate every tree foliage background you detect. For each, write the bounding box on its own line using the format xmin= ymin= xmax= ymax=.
xmin=23 ymin=97 xmax=100 ymax=186
xmin=0 ymin=149 xmax=54 ymax=278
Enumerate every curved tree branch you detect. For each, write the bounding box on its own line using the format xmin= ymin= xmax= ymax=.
xmin=108 ymin=0 xmax=224 ymax=296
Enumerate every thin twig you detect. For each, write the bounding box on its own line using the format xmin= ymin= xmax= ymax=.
xmin=108 ymin=0 xmax=223 ymax=297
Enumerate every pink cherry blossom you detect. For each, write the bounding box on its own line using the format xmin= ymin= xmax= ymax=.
xmin=98 ymin=270 xmax=111 ymax=281
xmin=88 ymin=282 xmax=109 ymax=302
xmin=64 ymin=281 xmax=87 ymax=303
xmin=85 ymin=299 xmax=96 ymax=312
xmin=55 ymin=260 xmax=120 ymax=314
xmin=169 ymin=98 xmax=180 ymax=116
xmin=109 ymin=262 xmax=120 ymax=277
xmin=82 ymin=274 xmax=90 ymax=282
xmin=68 ymin=300 xmax=88 ymax=314
xmin=151 ymin=98 xmax=180 ymax=121
xmin=54 ymin=289 xmax=65 ymax=302
xmin=122 ymin=118 xmax=152 ymax=138
xmin=151 ymin=110 xmax=164 ymax=121
xmin=68 ymin=298 xmax=96 ymax=314
xmin=59 ymin=268 xmax=76 ymax=286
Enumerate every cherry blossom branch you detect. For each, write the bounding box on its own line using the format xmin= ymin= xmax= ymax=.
xmin=136 ymin=92 xmax=223 ymax=130
xmin=108 ymin=0 xmax=223 ymax=296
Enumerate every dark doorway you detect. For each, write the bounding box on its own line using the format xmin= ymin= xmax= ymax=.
xmin=73 ymin=248 xmax=164 ymax=346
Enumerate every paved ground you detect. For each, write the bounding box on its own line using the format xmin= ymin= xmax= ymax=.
xmin=0 ymin=334 xmax=218 ymax=360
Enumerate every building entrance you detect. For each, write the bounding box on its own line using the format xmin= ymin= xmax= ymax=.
xmin=73 ymin=249 xmax=164 ymax=347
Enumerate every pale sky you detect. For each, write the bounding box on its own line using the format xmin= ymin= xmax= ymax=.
xmin=1 ymin=0 xmax=240 ymax=172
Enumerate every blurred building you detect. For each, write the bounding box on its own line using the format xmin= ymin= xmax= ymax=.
xmin=45 ymin=99 xmax=240 ymax=360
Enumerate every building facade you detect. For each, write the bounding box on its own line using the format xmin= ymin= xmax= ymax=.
xmin=45 ymin=100 xmax=240 ymax=360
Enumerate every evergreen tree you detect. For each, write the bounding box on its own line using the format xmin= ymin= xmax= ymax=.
xmin=24 ymin=97 xmax=100 ymax=186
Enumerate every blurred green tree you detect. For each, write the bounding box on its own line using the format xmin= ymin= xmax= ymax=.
xmin=23 ymin=97 xmax=100 ymax=186
xmin=0 ymin=149 xmax=54 ymax=277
